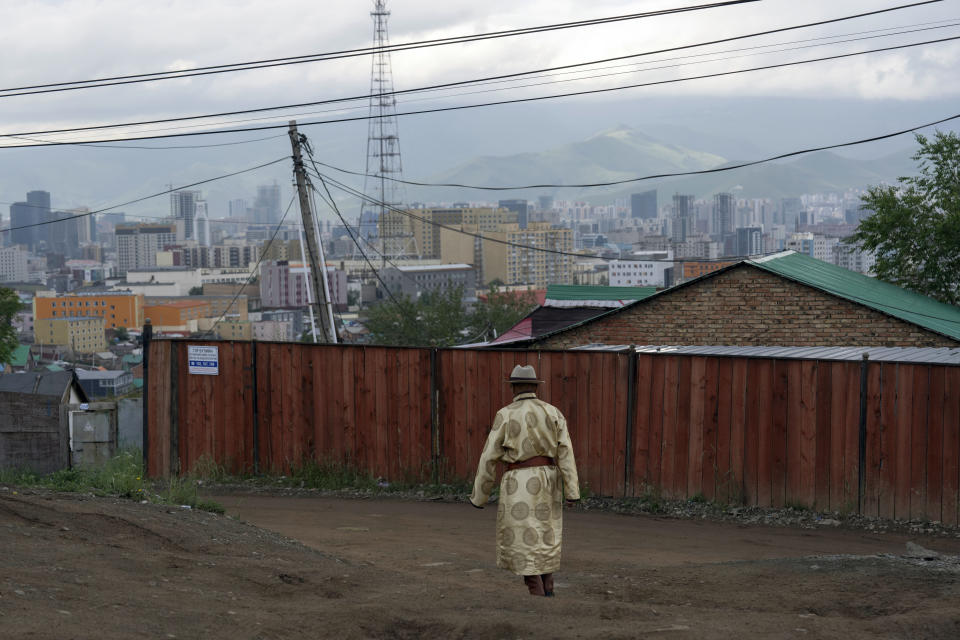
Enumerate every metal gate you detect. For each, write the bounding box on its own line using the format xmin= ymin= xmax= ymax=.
xmin=68 ymin=403 xmax=117 ymax=468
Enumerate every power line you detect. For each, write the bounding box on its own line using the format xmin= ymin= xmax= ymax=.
xmin=310 ymin=167 xmax=763 ymax=264
xmin=13 ymin=18 xmax=955 ymax=151
xmin=0 ymin=1 xmax=760 ymax=98
xmin=0 ymin=157 xmax=289 ymax=234
xmin=313 ymin=111 xmax=960 ymax=191
xmin=204 ymin=195 xmax=296 ymax=338
xmin=3 ymin=132 xmax=287 ymax=150
xmin=0 ymin=2 xmax=944 ymax=143
xmin=2 ymin=34 xmax=955 ymax=149
xmin=310 ymin=171 xmax=403 ymax=308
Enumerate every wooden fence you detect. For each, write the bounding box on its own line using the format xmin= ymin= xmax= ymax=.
xmin=144 ymin=338 xmax=960 ymax=524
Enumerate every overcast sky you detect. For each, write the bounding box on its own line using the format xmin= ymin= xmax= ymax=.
xmin=0 ymin=0 xmax=957 ymax=214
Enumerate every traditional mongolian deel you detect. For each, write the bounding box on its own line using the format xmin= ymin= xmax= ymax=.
xmin=469 ymin=391 xmax=580 ymax=576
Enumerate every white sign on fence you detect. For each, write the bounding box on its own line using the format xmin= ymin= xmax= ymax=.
xmin=187 ymin=345 xmax=219 ymax=376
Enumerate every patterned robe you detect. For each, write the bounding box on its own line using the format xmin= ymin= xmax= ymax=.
xmin=469 ymin=392 xmax=580 ymax=576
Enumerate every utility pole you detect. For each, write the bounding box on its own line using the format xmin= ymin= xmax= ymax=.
xmin=288 ymin=120 xmax=337 ymax=344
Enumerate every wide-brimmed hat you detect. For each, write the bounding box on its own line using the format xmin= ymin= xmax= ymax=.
xmin=507 ymin=364 xmax=543 ymax=384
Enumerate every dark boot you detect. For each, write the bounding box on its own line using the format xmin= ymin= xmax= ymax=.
xmin=541 ymin=573 xmax=554 ymax=597
xmin=523 ymin=575 xmax=545 ymax=596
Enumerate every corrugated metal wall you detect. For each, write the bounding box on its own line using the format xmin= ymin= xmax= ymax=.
xmin=145 ymin=340 xmax=960 ymax=524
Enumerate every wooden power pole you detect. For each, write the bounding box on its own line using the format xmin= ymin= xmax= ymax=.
xmin=288 ymin=120 xmax=337 ymax=344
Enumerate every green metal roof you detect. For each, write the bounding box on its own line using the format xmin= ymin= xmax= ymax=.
xmin=45 ymin=364 xmax=65 ymax=372
xmin=122 ymin=354 xmax=143 ymax=365
xmin=749 ymin=252 xmax=960 ymax=342
xmin=133 ymin=378 xmax=144 ymax=389
xmin=546 ymin=284 xmax=657 ymax=301
xmin=6 ymin=344 xmax=31 ymax=367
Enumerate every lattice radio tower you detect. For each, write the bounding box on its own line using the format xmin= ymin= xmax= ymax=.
xmin=361 ymin=0 xmax=416 ymax=265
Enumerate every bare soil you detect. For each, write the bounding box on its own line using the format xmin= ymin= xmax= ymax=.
xmin=2 ymin=488 xmax=960 ymax=639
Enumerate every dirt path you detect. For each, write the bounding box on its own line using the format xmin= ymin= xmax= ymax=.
xmin=2 ymin=488 xmax=960 ymax=639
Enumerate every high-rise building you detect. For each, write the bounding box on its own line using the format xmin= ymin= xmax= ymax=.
xmin=735 ymin=226 xmax=763 ymax=257
xmin=671 ymin=194 xmax=695 ymax=244
xmin=115 ymin=222 xmax=177 ymax=275
xmin=253 ymin=184 xmax=281 ymax=223
xmin=480 ymin=222 xmax=573 ymax=288
xmin=712 ymin=193 xmax=735 ymax=238
xmin=171 ymin=190 xmax=201 ymax=241
xmin=630 ymin=190 xmax=658 ymax=219
xmin=0 ymin=246 xmax=29 ymax=282
xmin=388 ymin=206 xmax=519 ymax=259
xmin=229 ymin=198 xmax=249 ymax=219
xmin=498 ymin=199 xmax=529 ymax=229
xmin=8 ymin=201 xmax=35 ymax=249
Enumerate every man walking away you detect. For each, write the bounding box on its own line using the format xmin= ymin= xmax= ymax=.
xmin=470 ymin=364 xmax=580 ymax=596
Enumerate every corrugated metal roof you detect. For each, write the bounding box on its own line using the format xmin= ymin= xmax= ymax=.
xmin=6 ymin=344 xmax=31 ymax=367
xmin=0 ymin=370 xmax=83 ymax=397
xmin=545 ymin=284 xmax=656 ymax=302
xmin=569 ymin=343 xmax=960 ymax=365
xmin=749 ymin=252 xmax=960 ymax=342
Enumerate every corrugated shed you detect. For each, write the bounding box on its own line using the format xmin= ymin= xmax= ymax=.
xmin=750 ymin=252 xmax=960 ymax=341
xmin=569 ymin=343 xmax=960 ymax=365
xmin=0 ymin=370 xmax=89 ymax=398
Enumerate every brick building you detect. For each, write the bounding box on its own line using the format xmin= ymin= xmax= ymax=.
xmin=526 ymin=252 xmax=960 ymax=349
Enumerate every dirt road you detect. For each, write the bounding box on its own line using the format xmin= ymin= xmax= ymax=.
xmin=2 ymin=488 xmax=960 ymax=639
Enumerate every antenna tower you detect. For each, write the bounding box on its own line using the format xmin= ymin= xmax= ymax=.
xmin=361 ymin=0 xmax=416 ymax=265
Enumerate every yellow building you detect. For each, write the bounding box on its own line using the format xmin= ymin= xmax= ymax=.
xmin=35 ymin=317 xmax=107 ymax=353
xmin=483 ymin=223 xmax=574 ymax=288
xmin=34 ymin=292 xmax=144 ymax=330
xmin=385 ymin=207 xmax=518 ymax=259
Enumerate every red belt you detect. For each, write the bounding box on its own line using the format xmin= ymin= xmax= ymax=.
xmin=507 ymin=455 xmax=555 ymax=471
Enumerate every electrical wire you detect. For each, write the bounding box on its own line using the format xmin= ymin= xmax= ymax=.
xmin=203 ymin=195 xmax=296 ymax=338
xmin=311 ymin=172 xmax=403 ymax=308
xmin=12 ymin=18 xmax=960 ymax=152
xmin=314 ymin=111 xmax=960 ymax=191
xmin=318 ymin=172 xmax=960 ymax=326
xmin=0 ymin=156 xmax=290 ymax=234
xmin=0 ymin=5 xmax=951 ymax=146
xmin=310 ymin=167 xmax=753 ymax=264
xmin=0 ymin=1 xmax=761 ymax=98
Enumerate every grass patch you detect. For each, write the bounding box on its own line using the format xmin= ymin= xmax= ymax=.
xmin=0 ymin=449 xmax=224 ymax=514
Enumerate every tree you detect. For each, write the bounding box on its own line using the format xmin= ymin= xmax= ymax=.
xmin=468 ymin=285 xmax=539 ymax=341
xmin=0 ymin=287 xmax=21 ymax=364
xmin=113 ymin=327 xmax=130 ymax=342
xmin=851 ymin=131 xmax=960 ymax=305
xmin=365 ymin=286 xmax=469 ymax=347
xmin=188 ymin=286 xmax=203 ymax=296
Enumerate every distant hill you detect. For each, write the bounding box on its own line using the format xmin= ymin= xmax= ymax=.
xmin=407 ymin=128 xmax=919 ymax=204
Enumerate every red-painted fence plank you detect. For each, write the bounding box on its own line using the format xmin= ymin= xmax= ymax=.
xmin=926 ymin=366 xmax=945 ymax=523
xmin=894 ymin=364 xmax=914 ymax=519
xmin=909 ymin=365 xmax=930 ymax=521
xmin=687 ymin=357 xmax=706 ymax=498
xmin=646 ymin=356 xmax=667 ymax=495
xmin=729 ymin=358 xmax=748 ymax=505
xmin=798 ymin=360 xmax=818 ymax=508
xmin=632 ymin=354 xmax=654 ymax=496
xmin=942 ymin=368 xmax=960 ymax=527
xmin=771 ymin=361 xmax=790 ymax=508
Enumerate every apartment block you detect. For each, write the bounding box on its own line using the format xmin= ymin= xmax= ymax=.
xmin=115 ymin=223 xmax=176 ymax=275
xmin=0 ymin=246 xmax=29 ymax=282
xmin=484 ymin=223 xmax=573 ymax=288
xmin=34 ymin=316 xmax=107 ymax=353
xmin=259 ymin=261 xmax=347 ymax=309
xmin=385 ymin=207 xmax=519 ymax=259
xmin=34 ymin=291 xmax=144 ymax=330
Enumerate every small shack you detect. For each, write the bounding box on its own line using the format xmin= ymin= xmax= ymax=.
xmin=0 ymin=371 xmax=117 ymax=474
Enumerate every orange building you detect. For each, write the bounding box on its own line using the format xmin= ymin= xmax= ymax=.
xmin=682 ymin=261 xmax=737 ymax=281
xmin=143 ymin=300 xmax=212 ymax=328
xmin=34 ymin=292 xmax=144 ymax=330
